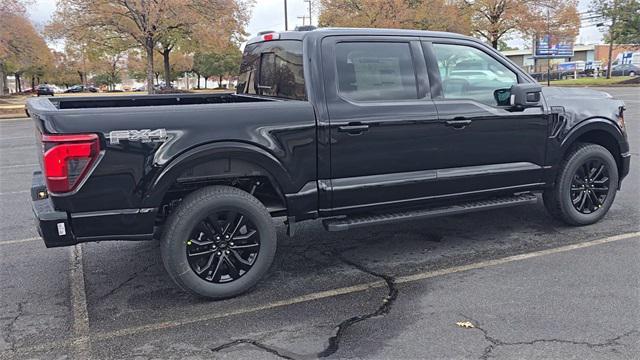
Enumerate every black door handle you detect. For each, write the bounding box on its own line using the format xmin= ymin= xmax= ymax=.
xmin=338 ymin=123 xmax=370 ymax=134
xmin=445 ymin=119 xmax=472 ymax=129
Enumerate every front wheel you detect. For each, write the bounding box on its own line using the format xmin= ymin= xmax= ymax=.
xmin=543 ymin=143 xmax=618 ymax=226
xmin=160 ymin=186 xmax=277 ymax=299
xmin=629 ymin=71 xmax=636 ymax=77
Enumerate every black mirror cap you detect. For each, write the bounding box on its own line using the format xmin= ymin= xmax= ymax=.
xmin=510 ymin=83 xmax=543 ymax=109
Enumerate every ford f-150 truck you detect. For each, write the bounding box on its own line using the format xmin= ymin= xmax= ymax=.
xmin=28 ymin=28 xmax=630 ymax=299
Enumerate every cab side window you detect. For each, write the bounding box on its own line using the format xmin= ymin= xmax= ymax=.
xmin=433 ymin=43 xmax=517 ymax=106
xmin=335 ymin=42 xmax=418 ymax=101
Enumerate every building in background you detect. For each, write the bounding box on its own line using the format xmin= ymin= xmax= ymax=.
xmin=503 ymin=44 xmax=639 ymax=74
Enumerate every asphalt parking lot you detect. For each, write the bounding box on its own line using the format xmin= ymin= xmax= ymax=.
xmin=0 ymin=87 xmax=638 ymax=360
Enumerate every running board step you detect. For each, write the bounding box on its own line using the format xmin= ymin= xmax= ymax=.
xmin=323 ymin=193 xmax=538 ymax=232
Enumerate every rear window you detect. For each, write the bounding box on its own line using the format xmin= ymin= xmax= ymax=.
xmin=237 ymin=40 xmax=306 ymax=100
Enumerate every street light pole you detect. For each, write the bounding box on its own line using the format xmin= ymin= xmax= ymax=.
xmin=305 ymin=0 xmax=312 ymax=25
xmin=284 ymin=0 xmax=288 ymax=31
xmin=547 ymin=6 xmax=551 ymax=86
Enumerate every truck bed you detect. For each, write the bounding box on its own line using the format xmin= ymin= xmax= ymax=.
xmin=47 ymin=92 xmax=271 ymax=110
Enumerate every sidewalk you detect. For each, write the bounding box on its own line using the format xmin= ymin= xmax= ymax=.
xmin=0 ymin=104 xmax=27 ymax=119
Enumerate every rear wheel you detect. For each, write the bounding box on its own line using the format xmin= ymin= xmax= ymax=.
xmin=160 ymin=186 xmax=277 ymax=299
xmin=543 ymin=143 xmax=618 ymax=225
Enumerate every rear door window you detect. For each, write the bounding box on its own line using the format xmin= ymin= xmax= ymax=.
xmin=335 ymin=42 xmax=418 ymax=102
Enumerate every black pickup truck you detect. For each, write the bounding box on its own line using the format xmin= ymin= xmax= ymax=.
xmin=28 ymin=28 xmax=630 ymax=299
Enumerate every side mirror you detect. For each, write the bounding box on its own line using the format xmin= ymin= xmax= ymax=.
xmin=509 ymin=83 xmax=542 ymax=109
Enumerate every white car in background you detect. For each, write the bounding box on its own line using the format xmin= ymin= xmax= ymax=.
xmin=449 ymin=70 xmax=514 ymax=83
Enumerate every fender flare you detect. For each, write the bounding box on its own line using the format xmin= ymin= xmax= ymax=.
xmin=142 ymin=141 xmax=294 ymax=207
xmin=559 ymin=117 xmax=627 ymax=155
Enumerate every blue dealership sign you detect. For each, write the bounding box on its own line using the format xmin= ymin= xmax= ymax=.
xmin=534 ymin=35 xmax=574 ymax=58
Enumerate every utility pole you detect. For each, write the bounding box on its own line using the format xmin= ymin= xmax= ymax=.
xmin=546 ymin=6 xmax=551 ymax=86
xmin=297 ymin=15 xmax=310 ymax=26
xmin=284 ymin=0 xmax=289 ymax=31
xmin=304 ymin=0 xmax=312 ymax=25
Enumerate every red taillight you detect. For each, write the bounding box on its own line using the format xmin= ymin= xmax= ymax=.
xmin=41 ymin=134 xmax=100 ymax=193
xmin=262 ymin=33 xmax=279 ymax=41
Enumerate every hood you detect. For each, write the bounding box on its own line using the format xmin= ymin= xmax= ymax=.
xmin=542 ymin=86 xmax=625 ymax=128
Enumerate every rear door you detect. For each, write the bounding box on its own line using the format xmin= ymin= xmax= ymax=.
xmin=321 ymin=36 xmax=440 ymax=212
xmin=422 ymin=39 xmax=548 ymax=194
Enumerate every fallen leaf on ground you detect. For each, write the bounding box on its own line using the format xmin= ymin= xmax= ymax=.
xmin=456 ymin=321 xmax=475 ymax=329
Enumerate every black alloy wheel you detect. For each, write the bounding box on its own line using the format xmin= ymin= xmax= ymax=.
xmin=186 ymin=210 xmax=260 ymax=283
xmin=543 ymin=143 xmax=618 ymax=226
xmin=570 ymin=159 xmax=610 ymax=214
xmin=161 ymin=186 xmax=277 ymax=299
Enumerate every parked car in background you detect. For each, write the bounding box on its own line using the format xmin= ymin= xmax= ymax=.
xmin=64 ymin=85 xmax=99 ymax=93
xmin=36 ymin=84 xmax=55 ymax=96
xmin=610 ymin=64 xmax=639 ymax=77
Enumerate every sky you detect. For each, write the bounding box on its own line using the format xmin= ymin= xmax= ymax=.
xmin=26 ymin=0 xmax=604 ymax=48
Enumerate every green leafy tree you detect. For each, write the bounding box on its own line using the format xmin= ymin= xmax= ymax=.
xmin=0 ymin=0 xmax=53 ymax=94
xmin=50 ymin=0 xmax=251 ymax=94
xmin=193 ymin=46 xmax=241 ymax=89
xmin=591 ymin=0 xmax=640 ymax=78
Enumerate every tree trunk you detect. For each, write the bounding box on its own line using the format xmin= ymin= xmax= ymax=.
xmin=196 ymin=74 xmax=201 ymax=89
xmin=14 ymin=73 xmax=21 ymax=92
xmin=31 ymin=76 xmax=35 ymax=91
xmin=219 ymin=75 xmax=223 ymax=88
xmin=145 ymin=38 xmax=155 ymax=94
xmin=606 ymin=29 xmax=615 ymax=79
xmin=162 ymin=49 xmax=171 ymax=88
xmin=0 ymin=63 xmax=6 ymax=96
xmin=204 ymin=77 xmax=207 ymax=89
xmin=491 ymin=37 xmax=499 ymax=49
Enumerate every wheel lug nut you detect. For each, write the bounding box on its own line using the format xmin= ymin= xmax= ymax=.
xmin=225 ymin=250 xmax=230 ymax=255
xmin=229 ymin=242 xmax=234 ymax=246
xmin=225 ymin=235 xmax=230 ymax=239
xmin=217 ymin=251 xmax=222 ymax=256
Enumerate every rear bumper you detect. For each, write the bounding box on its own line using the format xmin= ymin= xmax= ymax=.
xmin=31 ymin=172 xmax=77 ymax=248
xmin=31 ymin=171 xmax=157 ymax=248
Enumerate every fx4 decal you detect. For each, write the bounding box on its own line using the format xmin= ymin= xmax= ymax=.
xmin=108 ymin=129 xmax=168 ymax=145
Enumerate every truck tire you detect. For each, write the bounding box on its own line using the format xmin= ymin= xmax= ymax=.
xmin=543 ymin=143 xmax=618 ymax=226
xmin=160 ymin=185 xmax=277 ymax=299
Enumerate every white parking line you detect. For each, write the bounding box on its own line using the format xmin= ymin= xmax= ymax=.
xmin=0 ymin=136 xmax=33 ymax=140
xmin=0 ymin=190 xmax=29 ymax=196
xmin=0 ymin=237 xmax=40 ymax=245
xmin=0 ymin=163 xmax=38 ymax=169
xmin=69 ymin=245 xmax=90 ymax=359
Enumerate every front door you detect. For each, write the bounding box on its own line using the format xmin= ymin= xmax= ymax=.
xmin=421 ymin=40 xmax=549 ymax=196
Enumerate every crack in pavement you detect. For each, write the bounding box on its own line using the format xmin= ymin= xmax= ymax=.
xmin=317 ymin=253 xmax=398 ymax=358
xmin=3 ymin=302 xmax=24 ymax=352
xmin=460 ymin=315 xmax=639 ymax=360
xmin=211 ymin=339 xmax=301 ymax=360
xmin=97 ymin=263 xmax=155 ymax=300
xmin=210 ymin=254 xmax=399 ymax=359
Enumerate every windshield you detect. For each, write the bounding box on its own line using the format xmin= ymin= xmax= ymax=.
xmin=237 ymin=40 xmax=306 ymax=100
